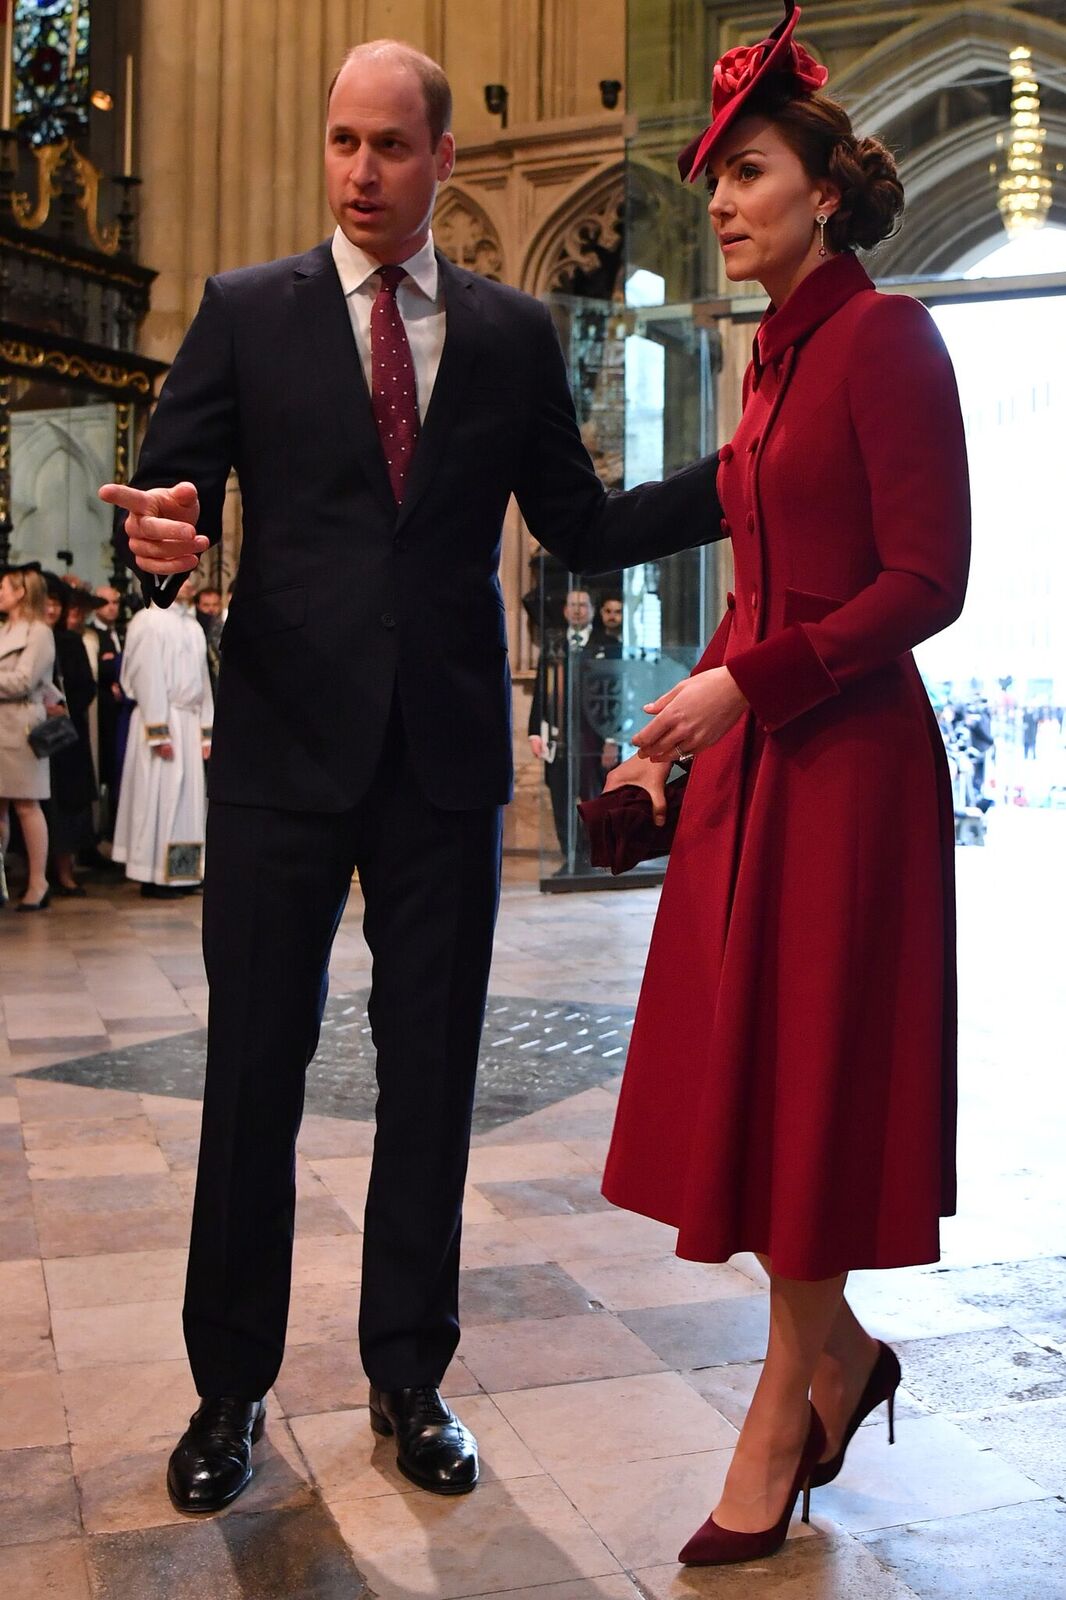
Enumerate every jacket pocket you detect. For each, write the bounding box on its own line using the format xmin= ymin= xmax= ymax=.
xmin=228 ymin=585 xmax=307 ymax=635
xmin=783 ymin=587 xmax=846 ymax=626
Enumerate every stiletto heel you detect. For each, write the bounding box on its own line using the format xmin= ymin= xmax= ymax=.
xmin=810 ymin=1340 xmax=901 ymax=1488
xmin=678 ymin=1405 xmax=825 ymax=1567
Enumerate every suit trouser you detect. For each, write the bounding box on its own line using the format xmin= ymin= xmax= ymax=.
xmin=183 ymin=712 xmax=503 ymax=1398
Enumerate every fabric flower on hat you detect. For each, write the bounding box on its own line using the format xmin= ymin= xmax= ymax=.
xmin=712 ymin=35 xmax=827 ymax=117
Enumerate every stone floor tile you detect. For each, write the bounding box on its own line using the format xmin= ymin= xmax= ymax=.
xmin=15 ymin=1081 xmax=144 ymax=1124
xmin=295 ymin=1194 xmax=360 ymax=1238
xmin=0 ymin=1445 xmax=80 ymax=1546
xmin=21 ymin=1114 xmax=158 ymax=1152
xmin=477 ymin=1176 xmax=614 ymax=1220
xmin=51 ymin=1299 xmax=185 ymax=1371
xmin=330 ymin=1477 xmax=620 ymax=1598
xmin=0 ymin=1256 xmax=48 ymax=1316
xmin=550 ymin=1447 xmax=790 ymax=1571
xmin=559 ymin=1257 xmax=758 ymax=1314
xmin=926 ymin=1256 xmax=1066 ymax=1322
xmin=860 ymin=1497 xmax=1066 ymax=1600
xmin=34 ymin=1206 xmax=190 ymax=1259
xmin=455 ymin=1221 xmax=555 ymax=1270
xmin=844 ymin=1265 xmax=1005 ymax=1340
xmin=465 ymin=1143 xmax=598 ymax=1184
xmin=290 ymin=1231 xmax=363 ymax=1289
xmin=0 ymin=1217 xmax=39 ymax=1262
xmin=513 ymin=1211 xmax=679 ymax=1261
xmin=894 ymin=1327 xmax=1066 ymax=1411
xmin=495 ymin=1373 xmax=735 ymax=1475
xmin=0 ymin=1370 xmax=67 ymax=1449
xmin=273 ymin=1342 xmax=479 ymax=1420
xmin=286 ymin=1281 xmax=361 ymax=1346
xmin=950 ymin=1396 xmax=1066 ymax=1496
xmin=43 ymin=1248 xmax=187 ymax=1311
xmin=458 ymin=1313 xmax=665 ymax=1392
xmin=620 ymin=1294 xmax=771 ymax=1369
xmin=84 ymin=1503 xmax=367 ymax=1600
xmin=0 ymin=1538 xmax=92 ymax=1599
xmin=459 ymin=1263 xmax=594 ymax=1325
xmin=295 ymin=1116 xmax=376 ymax=1159
xmin=61 ymin=1360 xmax=199 ymax=1445
xmin=73 ymin=1419 xmax=311 ymax=1534
xmin=26 ymin=1141 xmax=169 ymax=1181
xmin=812 ymin=1412 xmax=1045 ymax=1534
xmin=634 ymin=1525 xmax=920 ymax=1598
xmin=291 ymin=1395 xmax=540 ymax=1499
xmin=460 ymin=1582 xmax=640 ymax=1600
xmin=31 ymin=1167 xmax=183 ymax=1212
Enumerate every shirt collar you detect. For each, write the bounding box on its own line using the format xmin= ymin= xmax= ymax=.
xmin=331 ymin=226 xmax=440 ymax=304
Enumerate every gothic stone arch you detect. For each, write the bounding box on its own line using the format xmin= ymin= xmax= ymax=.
xmin=432 ymin=188 xmax=504 ymax=280
xmin=522 ymin=166 xmax=625 ymax=298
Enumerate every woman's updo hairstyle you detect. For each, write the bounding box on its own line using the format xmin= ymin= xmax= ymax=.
xmin=748 ymin=82 xmax=904 ymax=251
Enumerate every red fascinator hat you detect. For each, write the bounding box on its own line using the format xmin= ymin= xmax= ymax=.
xmin=678 ymin=0 xmax=829 ymax=183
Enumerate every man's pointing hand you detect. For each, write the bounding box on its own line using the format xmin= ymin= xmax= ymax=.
xmin=98 ymin=481 xmax=208 ymax=575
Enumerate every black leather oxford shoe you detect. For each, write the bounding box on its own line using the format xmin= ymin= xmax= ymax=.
xmin=369 ymin=1385 xmax=479 ymax=1494
xmin=166 ymin=1396 xmax=266 ymax=1513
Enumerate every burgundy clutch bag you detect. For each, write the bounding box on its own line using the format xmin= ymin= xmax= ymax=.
xmin=578 ymin=775 xmax=689 ymax=875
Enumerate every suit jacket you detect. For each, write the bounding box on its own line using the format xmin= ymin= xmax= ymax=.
xmin=120 ymin=242 xmax=722 ymax=812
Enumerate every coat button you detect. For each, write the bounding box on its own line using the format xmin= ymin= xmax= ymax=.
xmin=719 ymin=444 xmax=734 ymax=465
xmin=720 ymin=517 xmax=730 ymax=535
xmin=746 ymin=512 xmax=755 ymax=533
xmin=380 ymin=613 xmax=397 ymax=629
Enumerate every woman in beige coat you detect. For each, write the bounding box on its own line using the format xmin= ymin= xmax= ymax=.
xmin=0 ymin=567 xmax=56 ymax=909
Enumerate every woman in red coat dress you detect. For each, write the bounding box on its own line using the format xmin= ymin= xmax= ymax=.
xmin=600 ymin=2 xmax=970 ymax=1569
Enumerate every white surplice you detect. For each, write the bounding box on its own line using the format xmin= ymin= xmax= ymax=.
xmin=113 ymin=603 xmax=214 ymax=885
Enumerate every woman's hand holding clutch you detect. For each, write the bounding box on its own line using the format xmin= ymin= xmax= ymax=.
xmin=632 ymin=667 xmax=748 ymax=766
xmin=604 ymin=752 xmax=669 ymax=826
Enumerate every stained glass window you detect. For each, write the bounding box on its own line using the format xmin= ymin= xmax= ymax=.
xmin=13 ymin=0 xmax=91 ymax=147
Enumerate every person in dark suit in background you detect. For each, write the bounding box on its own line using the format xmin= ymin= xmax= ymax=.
xmin=100 ymin=39 xmax=724 ymax=1516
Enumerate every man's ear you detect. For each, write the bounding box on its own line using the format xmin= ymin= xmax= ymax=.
xmin=436 ymin=131 xmax=457 ymax=184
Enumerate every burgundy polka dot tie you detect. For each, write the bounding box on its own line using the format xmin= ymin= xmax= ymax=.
xmin=371 ymin=264 xmax=420 ymax=504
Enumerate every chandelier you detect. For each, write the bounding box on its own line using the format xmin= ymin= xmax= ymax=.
xmin=995 ymin=46 xmax=1053 ymax=234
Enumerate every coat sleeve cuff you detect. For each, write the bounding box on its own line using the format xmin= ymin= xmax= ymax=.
xmin=726 ymin=624 xmax=840 ymax=732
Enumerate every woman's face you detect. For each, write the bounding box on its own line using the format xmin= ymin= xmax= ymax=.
xmin=0 ymin=573 xmax=19 ymax=614
xmin=43 ymin=595 xmax=63 ymax=628
xmin=707 ymin=114 xmax=837 ymax=299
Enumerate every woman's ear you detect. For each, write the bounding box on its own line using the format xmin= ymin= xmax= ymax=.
xmin=814 ymin=181 xmax=842 ymax=219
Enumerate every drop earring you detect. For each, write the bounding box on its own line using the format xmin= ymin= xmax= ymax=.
xmin=816 ymin=214 xmax=828 ymax=257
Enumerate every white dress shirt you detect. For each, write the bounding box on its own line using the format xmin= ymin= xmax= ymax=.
xmin=330 ymin=226 xmax=446 ymax=422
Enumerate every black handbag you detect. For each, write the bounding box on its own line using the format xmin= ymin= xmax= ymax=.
xmin=28 ymin=711 xmax=79 ymax=759
xmin=27 ymin=654 xmax=80 ymax=758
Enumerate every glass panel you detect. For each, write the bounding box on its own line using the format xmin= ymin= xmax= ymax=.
xmin=533 ymin=292 xmax=718 ymax=891
xmin=7 ymin=379 xmax=117 ymax=584
xmin=13 ymin=0 xmax=92 ymax=146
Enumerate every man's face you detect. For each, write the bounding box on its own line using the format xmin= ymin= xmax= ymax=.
xmin=326 ymin=56 xmax=455 ymax=263
xmin=599 ymin=600 xmax=623 ymax=633
xmin=196 ymin=591 xmax=222 ymax=618
xmin=564 ymin=591 xmax=592 ymax=628
xmin=95 ymin=587 xmax=120 ymax=624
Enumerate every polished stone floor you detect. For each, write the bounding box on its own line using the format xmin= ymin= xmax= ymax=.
xmin=1 ymin=811 xmax=1064 ymax=1598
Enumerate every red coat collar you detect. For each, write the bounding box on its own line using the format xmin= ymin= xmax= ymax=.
xmin=755 ymin=251 xmax=874 ymax=370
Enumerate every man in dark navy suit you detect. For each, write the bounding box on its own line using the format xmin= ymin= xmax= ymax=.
xmin=102 ymin=40 xmax=722 ymax=1512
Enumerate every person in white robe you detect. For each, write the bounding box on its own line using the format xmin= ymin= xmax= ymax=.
xmin=113 ymin=579 xmax=213 ymax=893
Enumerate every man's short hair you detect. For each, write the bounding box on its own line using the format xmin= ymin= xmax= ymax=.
xmin=327 ymin=40 xmax=452 ymax=148
xmin=196 ymin=587 xmax=221 ymax=601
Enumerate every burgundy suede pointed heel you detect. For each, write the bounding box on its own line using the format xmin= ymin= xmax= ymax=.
xmin=810 ymin=1339 xmax=901 ymax=1489
xmin=678 ymin=1405 xmax=826 ymax=1567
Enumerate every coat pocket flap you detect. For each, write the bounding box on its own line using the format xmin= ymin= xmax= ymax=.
xmin=229 ymin=585 xmax=308 ymax=635
xmin=783 ymin=587 xmax=845 ymax=626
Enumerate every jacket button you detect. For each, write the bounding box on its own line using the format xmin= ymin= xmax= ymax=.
xmin=746 ymin=513 xmax=755 ymax=533
xmin=720 ymin=517 xmax=730 ymax=535
xmin=380 ymin=613 xmax=396 ymax=629
xmin=719 ymin=444 xmax=734 ymax=465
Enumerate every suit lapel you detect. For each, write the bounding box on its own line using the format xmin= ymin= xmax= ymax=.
xmin=293 ymin=241 xmax=396 ymax=519
xmin=396 ymin=256 xmax=481 ymax=531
